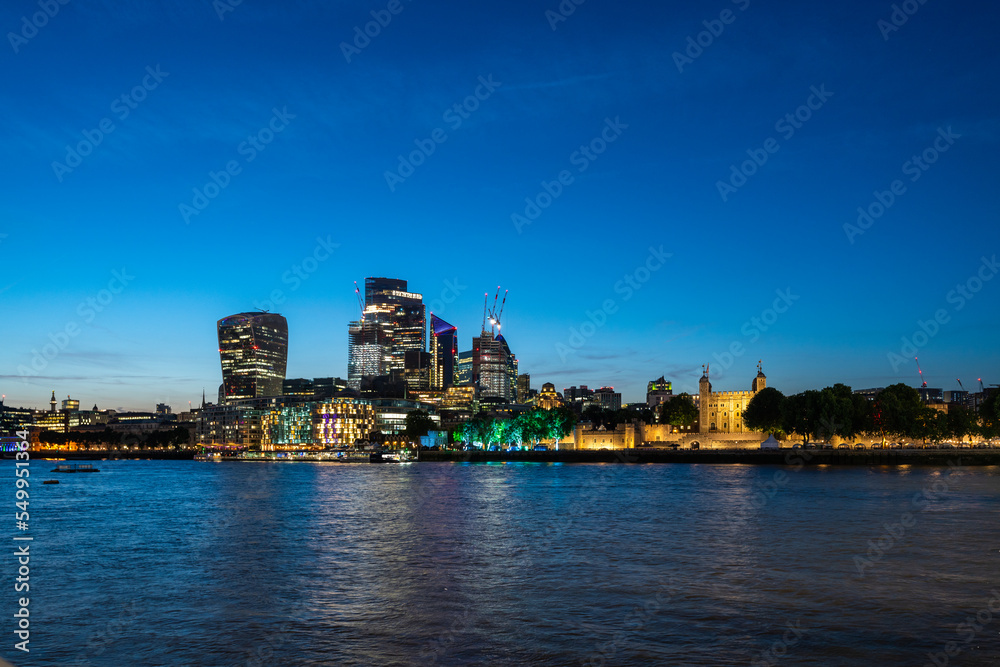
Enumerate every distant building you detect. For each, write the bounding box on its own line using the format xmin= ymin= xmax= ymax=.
xmin=646 ymin=376 xmax=674 ymax=408
xmin=593 ymin=387 xmax=622 ymax=411
xmin=456 ymin=350 xmax=473 ymax=386
xmin=61 ymin=396 xmax=80 ymax=412
xmin=472 ymin=331 xmax=517 ymax=401
xmin=917 ymin=387 xmax=944 ymax=403
xmin=348 ymin=277 xmax=426 ymax=390
xmin=0 ymin=398 xmax=33 ymax=435
xmin=537 ymin=383 xmax=562 ymax=410
xmin=698 ymin=362 xmax=767 ymax=434
xmin=403 ymin=350 xmax=431 ymax=391
xmin=429 ymin=315 xmax=458 ymax=390
xmin=155 ymin=403 xmax=171 ymax=415
xmin=217 ymin=312 xmax=289 ymax=401
xmin=854 ymin=388 xmax=883 ymax=401
xmin=517 ymin=374 xmax=531 ymax=403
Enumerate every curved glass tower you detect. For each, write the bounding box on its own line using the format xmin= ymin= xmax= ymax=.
xmin=217 ymin=312 xmax=288 ymax=401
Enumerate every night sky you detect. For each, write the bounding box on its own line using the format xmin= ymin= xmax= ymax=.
xmin=2 ymin=0 xmax=998 ymax=411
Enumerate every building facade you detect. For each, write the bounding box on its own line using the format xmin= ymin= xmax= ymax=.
xmin=217 ymin=312 xmax=289 ymax=401
xmin=429 ymin=314 xmax=458 ymax=390
xmin=698 ymin=363 xmax=767 ymax=434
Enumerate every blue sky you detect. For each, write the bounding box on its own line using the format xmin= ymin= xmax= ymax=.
xmin=2 ymin=0 xmax=998 ymax=410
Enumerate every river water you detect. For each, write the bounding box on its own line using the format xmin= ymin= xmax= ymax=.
xmin=11 ymin=460 xmax=1000 ymax=666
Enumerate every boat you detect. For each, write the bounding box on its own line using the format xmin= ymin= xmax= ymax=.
xmin=51 ymin=464 xmax=100 ymax=473
xmin=43 ymin=480 xmax=59 ymax=485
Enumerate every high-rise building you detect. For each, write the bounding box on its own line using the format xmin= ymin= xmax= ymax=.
xmin=217 ymin=312 xmax=289 ymax=401
xmin=348 ymin=277 xmax=426 ymax=389
xmin=457 ymin=350 xmax=473 ymax=386
xmin=646 ymin=376 xmax=674 ymax=408
xmin=472 ymin=331 xmax=517 ymax=401
xmin=517 ymin=373 xmax=531 ymax=403
xmin=403 ymin=350 xmax=431 ymax=391
xmin=430 ymin=315 xmax=458 ymax=390
xmin=593 ymin=387 xmax=622 ymax=411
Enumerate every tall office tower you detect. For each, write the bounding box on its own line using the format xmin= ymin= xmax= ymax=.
xmin=217 ymin=312 xmax=289 ymax=401
xmin=456 ymin=350 xmax=473 ymax=386
xmin=429 ymin=315 xmax=458 ymax=390
xmin=517 ymin=373 xmax=531 ymax=403
xmin=348 ymin=319 xmax=383 ymax=390
xmin=348 ymin=277 xmax=426 ymax=387
xmin=403 ymin=350 xmax=431 ymax=391
xmin=471 ymin=331 xmax=517 ymax=401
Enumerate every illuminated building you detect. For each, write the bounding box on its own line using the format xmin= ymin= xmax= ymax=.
xmin=517 ymin=373 xmax=531 ymax=403
xmin=456 ymin=350 xmax=473 ymax=385
xmin=403 ymin=350 xmax=431 ymax=391
xmin=0 ymin=398 xmax=33 ymax=435
xmin=646 ymin=376 xmax=674 ymax=408
xmin=472 ymin=331 xmax=517 ymax=401
xmin=430 ymin=315 xmax=458 ymax=390
xmin=62 ymin=396 xmax=80 ymax=411
xmin=348 ymin=277 xmax=426 ymax=389
xmin=593 ymin=387 xmax=622 ymax=411
xmin=217 ymin=312 xmax=288 ymax=401
xmin=537 ymin=383 xmax=562 ymax=410
xmin=698 ymin=362 xmax=767 ymax=433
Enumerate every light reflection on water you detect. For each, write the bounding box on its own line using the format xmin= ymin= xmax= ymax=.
xmin=18 ymin=461 xmax=1000 ymax=666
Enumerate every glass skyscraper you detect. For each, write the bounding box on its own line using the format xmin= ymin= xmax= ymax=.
xmin=217 ymin=312 xmax=288 ymax=401
xmin=348 ymin=277 xmax=426 ymax=389
xmin=429 ymin=314 xmax=458 ymax=390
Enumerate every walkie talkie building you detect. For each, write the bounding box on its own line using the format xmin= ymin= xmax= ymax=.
xmin=217 ymin=312 xmax=289 ymax=401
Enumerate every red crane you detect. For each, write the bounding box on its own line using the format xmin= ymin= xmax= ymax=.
xmin=915 ymin=357 xmax=927 ymax=387
xmin=354 ymin=281 xmax=365 ymax=321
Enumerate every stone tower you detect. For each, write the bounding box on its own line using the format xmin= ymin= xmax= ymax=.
xmin=752 ymin=360 xmax=766 ymax=393
xmin=699 ymin=365 xmax=712 ymax=432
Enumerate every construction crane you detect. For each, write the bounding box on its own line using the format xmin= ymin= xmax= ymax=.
xmin=980 ymin=378 xmax=985 ymax=392
xmin=481 ymin=292 xmax=489 ymax=333
xmin=956 ymin=378 xmax=965 ymax=391
xmin=915 ymin=357 xmax=927 ymax=387
xmin=354 ymin=281 xmax=365 ymax=321
xmin=493 ymin=289 xmax=509 ymax=332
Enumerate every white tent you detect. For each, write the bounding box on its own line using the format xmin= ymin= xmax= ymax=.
xmin=760 ymin=434 xmax=780 ymax=450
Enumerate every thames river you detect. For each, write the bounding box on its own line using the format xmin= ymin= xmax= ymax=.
xmin=13 ymin=460 xmax=1000 ymax=666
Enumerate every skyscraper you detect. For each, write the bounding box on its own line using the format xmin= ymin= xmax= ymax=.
xmin=429 ymin=314 xmax=458 ymax=390
xmin=348 ymin=277 xmax=426 ymax=389
xmin=217 ymin=312 xmax=288 ymax=401
xmin=472 ymin=330 xmax=517 ymax=401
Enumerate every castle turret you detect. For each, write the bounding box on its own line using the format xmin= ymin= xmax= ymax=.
xmin=752 ymin=360 xmax=766 ymax=393
xmin=699 ymin=365 xmax=712 ymax=433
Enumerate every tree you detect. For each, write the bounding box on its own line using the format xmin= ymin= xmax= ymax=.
xmin=782 ymin=390 xmax=821 ymax=444
xmin=659 ymin=393 xmax=698 ymax=428
xmin=980 ymin=390 xmax=1000 ymax=439
xmin=946 ymin=405 xmax=976 ymax=443
xmin=547 ymin=405 xmax=577 ymax=444
xmin=873 ymin=384 xmax=924 ymax=440
xmin=743 ymin=387 xmax=786 ymax=434
xmin=405 ymin=410 xmax=435 ymax=441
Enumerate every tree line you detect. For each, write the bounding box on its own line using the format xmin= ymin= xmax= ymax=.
xmin=38 ymin=427 xmax=191 ymax=449
xmin=743 ymin=384 xmax=1000 ymax=443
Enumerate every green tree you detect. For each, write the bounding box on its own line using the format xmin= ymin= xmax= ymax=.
xmin=873 ymin=384 xmax=924 ymax=440
xmin=404 ymin=410 xmax=435 ymax=440
xmin=946 ymin=405 xmax=976 ymax=443
xmin=659 ymin=393 xmax=698 ymax=428
xmin=743 ymin=387 xmax=786 ymax=434
xmin=980 ymin=390 xmax=1000 ymax=439
xmin=782 ymin=390 xmax=822 ymax=445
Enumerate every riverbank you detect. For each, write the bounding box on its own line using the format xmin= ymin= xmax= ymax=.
xmin=419 ymin=448 xmax=1000 ymax=465
xmin=31 ymin=449 xmax=196 ymax=460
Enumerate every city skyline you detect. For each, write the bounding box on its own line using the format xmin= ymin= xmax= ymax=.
xmin=3 ymin=0 xmax=999 ymax=410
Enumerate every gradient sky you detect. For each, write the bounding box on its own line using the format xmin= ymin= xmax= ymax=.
xmin=2 ymin=0 xmax=998 ymax=411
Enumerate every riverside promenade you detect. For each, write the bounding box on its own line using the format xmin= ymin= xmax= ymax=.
xmin=420 ymin=447 xmax=1000 ymax=466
